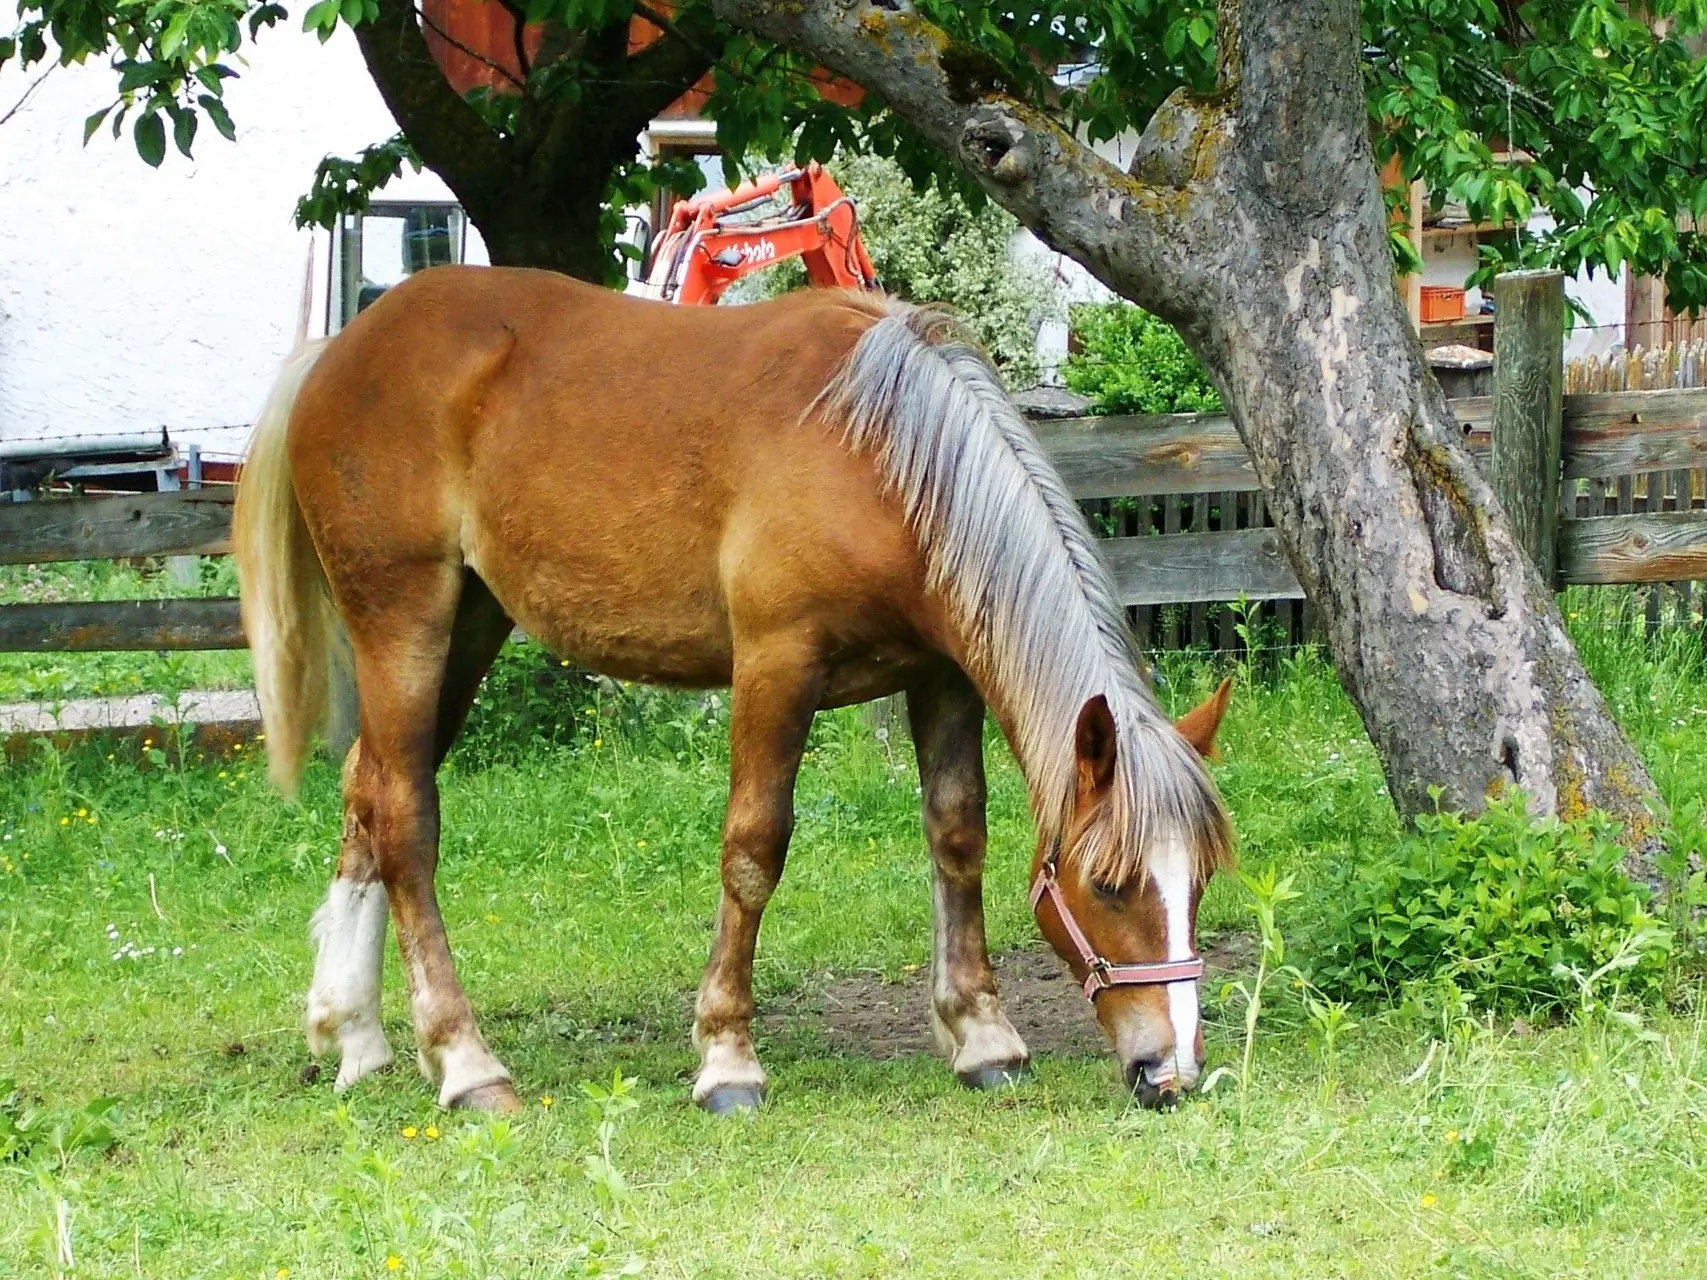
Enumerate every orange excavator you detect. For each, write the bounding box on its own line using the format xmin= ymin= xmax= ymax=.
xmin=634 ymin=161 xmax=878 ymax=305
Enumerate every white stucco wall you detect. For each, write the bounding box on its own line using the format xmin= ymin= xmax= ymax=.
xmin=1416 ymin=219 xmax=1626 ymax=359
xmin=0 ymin=25 xmax=481 ymax=462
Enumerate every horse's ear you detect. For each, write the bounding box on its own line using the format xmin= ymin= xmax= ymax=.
xmin=1074 ymin=694 xmax=1118 ymax=796
xmin=1175 ymin=676 xmax=1233 ymax=760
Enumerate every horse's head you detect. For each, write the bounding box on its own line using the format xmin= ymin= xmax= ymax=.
xmin=1030 ymin=678 xmax=1232 ymax=1109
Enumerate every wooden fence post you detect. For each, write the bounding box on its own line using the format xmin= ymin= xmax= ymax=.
xmin=1491 ymin=268 xmax=1566 ymax=585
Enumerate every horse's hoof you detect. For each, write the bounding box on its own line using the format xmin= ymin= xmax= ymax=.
xmin=956 ymin=1062 xmax=1031 ymax=1091
xmin=698 ymin=1084 xmax=765 ymax=1115
xmin=447 ymin=1081 xmax=524 ymax=1113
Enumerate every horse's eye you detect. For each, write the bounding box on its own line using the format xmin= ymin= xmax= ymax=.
xmin=1089 ymin=878 xmax=1122 ymax=903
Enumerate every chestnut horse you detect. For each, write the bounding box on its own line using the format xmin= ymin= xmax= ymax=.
xmin=234 ymin=266 xmax=1233 ymax=1115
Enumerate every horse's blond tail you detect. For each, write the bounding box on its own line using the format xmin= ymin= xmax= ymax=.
xmin=234 ymin=341 xmax=343 ymax=795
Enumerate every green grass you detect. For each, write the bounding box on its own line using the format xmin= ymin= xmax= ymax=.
xmin=2 ymin=604 xmax=1706 ymax=1277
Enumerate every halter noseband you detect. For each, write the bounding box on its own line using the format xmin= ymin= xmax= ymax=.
xmin=1029 ymin=857 xmax=1205 ymax=1000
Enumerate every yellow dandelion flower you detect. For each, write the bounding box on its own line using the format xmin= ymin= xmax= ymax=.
xmin=485 ymin=913 xmax=500 ymax=924
xmin=401 ymin=1126 xmax=418 ymax=1140
xmin=593 ymin=738 xmax=603 ymax=749
xmin=424 ymin=1125 xmax=439 ymax=1140
xmin=218 ymin=771 xmax=227 ymax=779
xmin=385 ymin=1256 xmax=402 ymax=1272
xmin=234 ymin=742 xmax=244 ymax=751
xmin=1444 ymin=1130 xmax=1460 ymax=1144
xmin=77 ymin=808 xmax=87 ymax=817
xmin=256 ymin=732 xmax=265 ymax=741
xmin=1420 ymin=1194 xmax=1437 ymax=1209
xmin=560 ymin=659 xmax=570 ymax=667
xmin=636 ymin=840 xmax=647 ymax=849
xmin=541 ymin=1095 xmax=554 ymax=1108
xmin=278 ymin=1270 xmax=290 ymax=1279
xmin=59 ymin=817 xmax=69 ymax=826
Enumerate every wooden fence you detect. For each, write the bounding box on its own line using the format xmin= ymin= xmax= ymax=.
xmin=1567 ymin=338 xmax=1707 ymax=393
xmin=6 ymin=271 xmax=1707 ymax=657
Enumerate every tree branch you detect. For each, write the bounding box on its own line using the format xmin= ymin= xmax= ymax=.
xmin=0 ymin=63 xmax=54 ymax=128
xmin=414 ymin=4 xmax=525 ymax=90
xmin=617 ymin=3 xmax=722 ymax=128
xmin=703 ymin=0 xmax=1195 ymax=309
xmin=353 ymin=0 xmax=520 ymax=223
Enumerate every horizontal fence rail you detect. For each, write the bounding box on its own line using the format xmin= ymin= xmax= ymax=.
xmin=0 ymin=598 xmax=245 ymax=651
xmin=7 ymin=386 xmax=1707 ymax=651
xmin=0 ymin=489 xmax=234 ymax=565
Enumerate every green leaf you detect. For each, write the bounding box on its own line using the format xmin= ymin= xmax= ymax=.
xmin=173 ymin=107 xmax=197 ymax=158
xmin=83 ymin=106 xmax=112 ymax=145
xmin=199 ymin=95 xmax=236 ymax=141
xmin=134 ymin=112 xmax=166 ymax=168
xmin=302 ymin=0 xmax=341 ymax=36
xmin=1162 ymin=17 xmax=1188 ymax=59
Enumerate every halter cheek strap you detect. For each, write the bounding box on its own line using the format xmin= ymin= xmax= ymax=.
xmin=1029 ymin=861 xmax=1205 ymax=1000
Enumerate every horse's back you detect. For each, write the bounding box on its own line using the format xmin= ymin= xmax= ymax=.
xmin=287 ymin=266 xmax=926 ymax=686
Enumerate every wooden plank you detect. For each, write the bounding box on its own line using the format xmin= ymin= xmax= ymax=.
xmin=1559 ymin=513 xmax=1707 ymax=585
xmin=1028 ymin=391 xmax=1707 ymax=502
xmin=1032 ymin=415 xmax=1256 ymax=498
xmin=0 ymin=598 xmax=244 ymax=651
xmin=1102 ymin=529 xmax=1302 ymax=606
xmin=0 ymin=490 xmax=234 ymax=565
xmin=1561 ymin=388 xmax=1707 ymax=477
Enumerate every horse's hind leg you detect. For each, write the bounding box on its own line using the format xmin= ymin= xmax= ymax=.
xmin=309 ymin=565 xmax=518 ymax=1110
xmin=908 ymin=668 xmax=1030 ymax=1089
xmin=306 ymin=571 xmax=512 ymax=1093
xmin=306 ymin=740 xmax=394 ymax=1089
xmin=693 ymin=640 xmax=823 ymax=1113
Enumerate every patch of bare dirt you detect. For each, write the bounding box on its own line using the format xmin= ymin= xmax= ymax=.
xmin=757 ymin=935 xmax=1255 ymax=1060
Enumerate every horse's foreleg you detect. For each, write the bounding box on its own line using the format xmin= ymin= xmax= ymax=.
xmin=693 ymin=644 xmax=822 ymax=1114
xmin=908 ymin=670 xmax=1030 ymax=1089
xmin=306 ymin=741 xmax=395 ymax=1089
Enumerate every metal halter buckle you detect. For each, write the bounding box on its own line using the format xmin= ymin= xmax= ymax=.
xmin=1029 ymin=858 xmax=1205 ymax=1001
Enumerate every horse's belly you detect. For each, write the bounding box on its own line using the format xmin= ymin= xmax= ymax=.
xmin=477 ymin=546 xmax=734 ymax=687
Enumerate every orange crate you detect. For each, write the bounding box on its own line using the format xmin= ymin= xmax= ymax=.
xmin=1419 ymin=285 xmax=1466 ymax=324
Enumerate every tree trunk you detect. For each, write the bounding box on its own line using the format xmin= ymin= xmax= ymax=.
xmin=478 ymin=188 xmax=613 ymax=282
xmin=708 ymin=0 xmax=1663 ymax=878
xmin=353 ymin=0 xmax=708 ymax=286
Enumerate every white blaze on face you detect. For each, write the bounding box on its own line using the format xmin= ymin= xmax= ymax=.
xmin=1149 ymin=833 xmax=1201 ymax=1088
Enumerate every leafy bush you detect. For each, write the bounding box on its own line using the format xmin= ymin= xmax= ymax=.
xmin=747 ymin=153 xmax=1061 ymax=387
xmin=452 ymin=638 xmax=730 ymax=769
xmin=1063 ymin=302 xmax=1223 ymax=415
xmin=1312 ymin=793 xmax=1672 ymax=1014
xmin=454 ymin=639 xmax=599 ymax=766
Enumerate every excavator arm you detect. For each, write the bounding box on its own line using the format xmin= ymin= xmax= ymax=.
xmin=637 ymin=162 xmax=878 ymax=305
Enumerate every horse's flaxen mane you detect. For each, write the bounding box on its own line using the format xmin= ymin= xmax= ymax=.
xmin=815 ymin=301 xmax=1232 ymax=887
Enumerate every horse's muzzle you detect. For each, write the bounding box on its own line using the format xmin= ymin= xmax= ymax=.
xmin=1125 ymin=1059 xmax=1188 ymax=1110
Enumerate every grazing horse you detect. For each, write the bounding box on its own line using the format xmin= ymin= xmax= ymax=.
xmin=234 ymin=266 xmax=1234 ymax=1115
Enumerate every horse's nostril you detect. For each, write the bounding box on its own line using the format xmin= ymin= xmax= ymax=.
xmin=1126 ymin=1059 xmax=1180 ymax=1110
